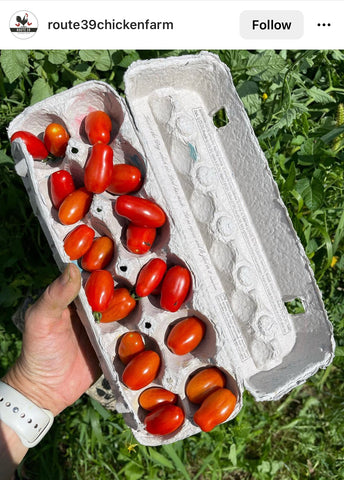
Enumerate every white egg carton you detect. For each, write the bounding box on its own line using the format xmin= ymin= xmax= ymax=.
xmin=8 ymin=52 xmax=334 ymax=446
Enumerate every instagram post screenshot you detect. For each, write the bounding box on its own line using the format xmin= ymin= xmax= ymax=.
xmin=0 ymin=1 xmax=343 ymax=479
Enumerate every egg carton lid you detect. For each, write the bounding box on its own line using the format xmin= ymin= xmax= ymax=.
xmin=122 ymin=51 xmax=335 ymax=401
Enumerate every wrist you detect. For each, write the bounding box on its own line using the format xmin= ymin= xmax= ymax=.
xmin=2 ymin=363 xmax=59 ymax=417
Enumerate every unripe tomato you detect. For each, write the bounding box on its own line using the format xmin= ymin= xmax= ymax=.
xmin=84 ymin=270 xmax=114 ymax=314
xmin=135 ymin=258 xmax=167 ymax=297
xmin=118 ymin=332 xmax=145 ymax=365
xmin=185 ymin=367 xmax=226 ymax=404
xmin=81 ymin=236 xmax=114 ymax=271
xmin=160 ymin=265 xmax=192 ymax=312
xmin=107 ymin=164 xmax=143 ymax=195
xmin=85 ymin=110 xmax=112 ymax=145
xmin=58 ymin=187 xmax=93 ymax=225
xmin=144 ymin=404 xmax=185 ymax=436
xmin=193 ymin=388 xmax=236 ymax=432
xmin=44 ymin=123 xmax=70 ymax=157
xmin=63 ymin=224 xmax=95 ymax=260
xmin=49 ymin=170 xmax=75 ymax=209
xmin=100 ymin=288 xmax=136 ymax=323
xmin=126 ymin=224 xmax=156 ymax=255
xmin=115 ymin=195 xmax=166 ymax=228
xmin=167 ymin=316 xmax=205 ymax=355
xmin=11 ymin=131 xmax=48 ymax=160
xmin=122 ymin=350 xmax=160 ymax=390
xmin=84 ymin=143 xmax=113 ymax=194
xmin=139 ymin=387 xmax=177 ymax=411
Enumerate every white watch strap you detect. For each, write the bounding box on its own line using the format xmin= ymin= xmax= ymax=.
xmin=0 ymin=380 xmax=54 ymax=448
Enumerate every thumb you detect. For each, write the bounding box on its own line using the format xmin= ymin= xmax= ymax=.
xmin=27 ymin=263 xmax=81 ymax=324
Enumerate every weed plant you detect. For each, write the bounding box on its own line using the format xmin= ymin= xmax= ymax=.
xmin=0 ymin=50 xmax=343 ymax=479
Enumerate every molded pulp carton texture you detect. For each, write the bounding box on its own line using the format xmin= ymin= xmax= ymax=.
xmin=8 ymin=52 xmax=335 ymax=446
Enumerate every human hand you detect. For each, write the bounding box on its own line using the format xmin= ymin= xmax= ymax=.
xmin=2 ymin=263 xmax=101 ymax=416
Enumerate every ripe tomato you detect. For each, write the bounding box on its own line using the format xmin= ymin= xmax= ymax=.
xmin=144 ymin=404 xmax=185 ymax=436
xmin=58 ymin=187 xmax=93 ymax=225
xmin=135 ymin=258 xmax=167 ymax=297
xmin=84 ymin=143 xmax=113 ymax=194
xmin=122 ymin=350 xmax=160 ymax=390
xmin=139 ymin=387 xmax=177 ymax=411
xmin=166 ymin=316 xmax=205 ymax=355
xmin=118 ymin=332 xmax=145 ymax=365
xmin=115 ymin=195 xmax=166 ymax=228
xmin=11 ymin=131 xmax=48 ymax=160
xmin=81 ymin=236 xmax=114 ymax=271
xmin=107 ymin=164 xmax=143 ymax=195
xmin=126 ymin=223 xmax=156 ymax=255
xmin=44 ymin=123 xmax=70 ymax=157
xmin=160 ymin=265 xmax=192 ymax=312
xmin=99 ymin=288 xmax=136 ymax=323
xmin=84 ymin=270 xmax=114 ymax=314
xmin=49 ymin=170 xmax=75 ymax=209
xmin=63 ymin=224 xmax=95 ymax=260
xmin=193 ymin=388 xmax=236 ymax=432
xmin=85 ymin=110 xmax=112 ymax=145
xmin=185 ymin=367 xmax=226 ymax=404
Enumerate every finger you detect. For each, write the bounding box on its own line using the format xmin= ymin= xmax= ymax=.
xmin=27 ymin=263 xmax=81 ymax=322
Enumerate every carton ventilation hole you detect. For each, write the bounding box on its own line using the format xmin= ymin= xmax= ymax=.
xmin=212 ymin=107 xmax=229 ymax=129
xmin=119 ymin=265 xmax=127 ymax=272
xmin=284 ymin=297 xmax=305 ymax=315
xmin=145 ymin=322 xmax=151 ymax=329
xmin=71 ymin=147 xmax=79 ymax=154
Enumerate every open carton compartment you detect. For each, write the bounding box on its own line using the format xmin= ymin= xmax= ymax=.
xmin=8 ymin=52 xmax=334 ymax=446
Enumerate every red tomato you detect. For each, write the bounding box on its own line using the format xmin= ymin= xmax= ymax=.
xmin=135 ymin=258 xmax=167 ymax=297
xmin=100 ymin=288 xmax=136 ymax=323
xmin=63 ymin=224 xmax=95 ymax=260
xmin=49 ymin=170 xmax=75 ymax=209
xmin=85 ymin=110 xmax=112 ymax=145
xmin=11 ymin=131 xmax=48 ymax=160
xmin=185 ymin=367 xmax=226 ymax=404
xmin=81 ymin=236 xmax=114 ymax=272
xmin=84 ymin=143 xmax=113 ymax=194
xmin=58 ymin=187 xmax=93 ymax=225
xmin=126 ymin=223 xmax=156 ymax=255
xmin=167 ymin=316 xmax=205 ymax=355
xmin=193 ymin=388 xmax=236 ymax=432
xmin=115 ymin=195 xmax=166 ymax=228
xmin=122 ymin=350 xmax=160 ymax=390
xmin=139 ymin=387 xmax=177 ymax=411
xmin=84 ymin=270 xmax=114 ymax=314
xmin=107 ymin=164 xmax=143 ymax=195
xmin=144 ymin=404 xmax=185 ymax=436
xmin=118 ymin=332 xmax=145 ymax=365
xmin=44 ymin=123 xmax=70 ymax=157
xmin=160 ymin=265 xmax=192 ymax=312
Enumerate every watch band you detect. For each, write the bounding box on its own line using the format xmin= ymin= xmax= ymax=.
xmin=0 ymin=380 xmax=54 ymax=448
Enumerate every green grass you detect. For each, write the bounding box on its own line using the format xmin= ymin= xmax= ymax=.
xmin=1 ymin=49 xmax=344 ymax=479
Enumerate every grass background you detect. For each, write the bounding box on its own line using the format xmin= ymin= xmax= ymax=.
xmin=0 ymin=49 xmax=344 ymax=479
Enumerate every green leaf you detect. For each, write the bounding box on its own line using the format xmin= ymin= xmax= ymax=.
xmin=246 ymin=51 xmax=286 ymax=81
xmin=0 ymin=50 xmax=29 ymax=83
xmin=308 ymin=86 xmax=336 ymax=104
xmin=229 ymin=443 xmax=237 ymax=466
xmin=282 ymin=161 xmax=296 ymax=193
xmin=118 ymin=51 xmax=140 ymax=68
xmin=79 ymin=50 xmax=112 ymax=71
xmin=0 ymin=151 xmax=13 ymax=165
xmin=149 ymin=449 xmax=174 ymax=469
xmin=161 ymin=444 xmax=191 ymax=480
xmin=30 ymin=78 xmax=52 ymax=105
xmin=48 ymin=50 xmax=68 ymax=65
xmin=296 ymin=177 xmax=324 ymax=210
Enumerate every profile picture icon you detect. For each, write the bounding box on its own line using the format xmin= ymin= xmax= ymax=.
xmin=10 ymin=11 xmax=38 ymax=39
